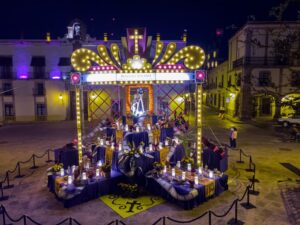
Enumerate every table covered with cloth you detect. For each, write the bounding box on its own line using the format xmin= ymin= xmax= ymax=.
xmin=125 ymin=131 xmax=149 ymax=147
xmin=54 ymin=148 xmax=79 ymax=169
xmin=47 ymin=170 xmax=124 ymax=208
xmin=202 ymin=147 xmax=228 ymax=172
xmin=145 ymin=174 xmax=228 ymax=210
xmin=160 ymin=127 xmax=174 ymax=142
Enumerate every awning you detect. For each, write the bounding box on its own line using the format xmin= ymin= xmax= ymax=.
xmin=31 ymin=57 xmax=45 ymax=66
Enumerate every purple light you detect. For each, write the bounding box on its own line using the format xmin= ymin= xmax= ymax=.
xmin=51 ymin=76 xmax=61 ymax=80
xmin=19 ymin=75 xmax=28 ymax=79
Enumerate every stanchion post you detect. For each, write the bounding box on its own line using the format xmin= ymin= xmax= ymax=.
xmin=23 ymin=216 xmax=27 ymax=225
xmin=3 ymin=172 xmax=14 ymax=189
xmin=46 ymin=149 xmax=52 ymax=163
xmin=236 ymin=149 xmax=244 ymax=163
xmin=69 ymin=217 xmax=72 ymax=225
xmin=249 ymin=176 xmax=260 ymax=196
xmin=241 ymin=186 xmax=256 ymax=209
xmin=15 ymin=162 xmax=24 ymax=178
xmin=208 ymin=211 xmax=212 ymax=225
xmin=245 ymin=156 xmax=254 ymax=172
xmin=2 ymin=205 xmax=7 ymax=225
xmin=0 ymin=183 xmax=8 ymax=201
xmin=30 ymin=155 xmax=38 ymax=169
xmin=228 ymin=200 xmax=244 ymax=224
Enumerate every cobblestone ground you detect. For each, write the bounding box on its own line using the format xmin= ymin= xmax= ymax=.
xmin=0 ymin=109 xmax=299 ymax=225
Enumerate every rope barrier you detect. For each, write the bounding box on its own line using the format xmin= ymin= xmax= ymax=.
xmin=210 ymin=200 xmax=237 ymax=218
xmin=167 ymin=212 xmax=208 ymax=223
xmin=26 ymin=215 xmax=43 ymax=225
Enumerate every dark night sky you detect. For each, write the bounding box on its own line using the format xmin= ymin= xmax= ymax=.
xmin=1 ymin=0 xmax=299 ymax=58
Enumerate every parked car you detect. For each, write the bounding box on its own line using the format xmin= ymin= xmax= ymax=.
xmin=278 ymin=115 xmax=300 ymax=127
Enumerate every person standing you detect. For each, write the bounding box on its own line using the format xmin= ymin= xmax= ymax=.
xmin=231 ymin=127 xmax=238 ymax=148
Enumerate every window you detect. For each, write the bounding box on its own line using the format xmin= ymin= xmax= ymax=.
xmin=291 ymin=72 xmax=300 ymax=87
xmin=58 ymin=57 xmax=70 ymax=66
xmin=2 ymin=83 xmax=13 ymax=96
xmin=36 ymin=104 xmax=47 ymax=120
xmin=31 ymin=56 xmax=46 ymax=79
xmin=258 ymin=71 xmax=271 ymax=86
xmin=0 ymin=56 xmax=13 ymax=79
xmin=4 ymin=104 xmax=14 ymax=116
xmin=34 ymin=83 xmax=45 ymax=96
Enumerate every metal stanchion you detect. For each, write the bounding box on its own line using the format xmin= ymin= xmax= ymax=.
xmin=15 ymin=162 xmax=24 ymax=178
xmin=45 ymin=149 xmax=53 ymax=163
xmin=3 ymin=172 xmax=14 ymax=189
xmin=0 ymin=183 xmax=9 ymax=201
xmin=228 ymin=200 xmax=244 ymax=225
xmin=236 ymin=149 xmax=244 ymax=163
xmin=240 ymin=186 xmax=256 ymax=209
xmin=245 ymin=156 xmax=254 ymax=172
xmin=249 ymin=176 xmax=260 ymax=196
xmin=208 ymin=211 xmax=212 ymax=225
xmin=30 ymin=155 xmax=38 ymax=169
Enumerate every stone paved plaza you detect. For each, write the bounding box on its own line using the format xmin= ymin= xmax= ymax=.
xmin=0 ymin=108 xmax=299 ymax=225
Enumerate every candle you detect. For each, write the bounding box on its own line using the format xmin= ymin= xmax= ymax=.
xmin=71 ymin=165 xmax=76 ymax=174
xmin=139 ymin=145 xmax=143 ymax=153
xmin=176 ymin=161 xmax=181 ymax=168
xmin=82 ymin=172 xmax=87 ymax=180
xmin=86 ymin=162 xmax=90 ymax=169
xmin=171 ymin=168 xmax=175 ymax=177
xmin=165 ymin=140 xmax=168 ymax=146
xmin=182 ymin=171 xmax=186 ymax=181
xmin=60 ymin=168 xmax=65 ymax=177
xmin=100 ymin=139 xmax=104 ymax=146
xmin=149 ymin=145 xmax=153 ymax=152
xmin=119 ymin=143 xmax=122 ymax=151
xmin=67 ymin=176 xmax=73 ymax=185
xmin=96 ymin=168 xmax=100 ymax=177
xmin=198 ymin=167 xmax=203 ymax=175
xmin=97 ymin=160 xmax=102 ymax=167
xmin=116 ymin=121 xmax=120 ymax=130
xmin=106 ymin=140 xmax=110 ymax=145
xmin=194 ymin=176 xmax=199 ymax=185
xmin=159 ymin=142 xmax=163 ymax=150
xmin=174 ymin=137 xmax=179 ymax=145
xmin=187 ymin=163 xmax=192 ymax=172
xmin=163 ymin=165 xmax=167 ymax=174
xmin=147 ymin=123 xmax=151 ymax=130
xmin=209 ymin=170 xmax=214 ymax=179
xmin=125 ymin=124 xmax=129 ymax=132
xmin=111 ymin=143 xmax=115 ymax=150
xmin=136 ymin=126 xmax=139 ymax=132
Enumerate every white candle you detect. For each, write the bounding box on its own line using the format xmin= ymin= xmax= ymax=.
xmin=165 ymin=140 xmax=168 ymax=146
xmin=111 ymin=143 xmax=115 ymax=150
xmin=67 ymin=175 xmax=73 ymax=185
xmin=125 ymin=124 xmax=129 ymax=132
xmin=106 ymin=140 xmax=110 ymax=145
xmin=176 ymin=161 xmax=181 ymax=168
xmin=147 ymin=123 xmax=151 ymax=130
xmin=187 ymin=163 xmax=192 ymax=172
xmin=171 ymin=168 xmax=175 ymax=177
xmin=139 ymin=145 xmax=143 ymax=153
xmin=82 ymin=172 xmax=87 ymax=180
xmin=60 ymin=168 xmax=65 ymax=177
xmin=163 ymin=165 xmax=167 ymax=174
xmin=97 ymin=160 xmax=102 ymax=167
xmin=159 ymin=142 xmax=163 ymax=149
xmin=209 ymin=170 xmax=214 ymax=179
xmin=96 ymin=168 xmax=100 ymax=177
xmin=119 ymin=143 xmax=122 ymax=151
xmin=85 ymin=161 xmax=90 ymax=169
xmin=174 ymin=137 xmax=179 ymax=145
xmin=116 ymin=121 xmax=120 ymax=130
xmin=71 ymin=165 xmax=76 ymax=174
xmin=198 ymin=167 xmax=203 ymax=175
xmin=100 ymin=139 xmax=104 ymax=146
xmin=182 ymin=171 xmax=186 ymax=180
xmin=194 ymin=176 xmax=199 ymax=185
xmin=149 ymin=145 xmax=153 ymax=152
xmin=136 ymin=126 xmax=139 ymax=132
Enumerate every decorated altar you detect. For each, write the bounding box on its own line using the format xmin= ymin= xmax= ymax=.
xmin=47 ymin=27 xmax=228 ymax=211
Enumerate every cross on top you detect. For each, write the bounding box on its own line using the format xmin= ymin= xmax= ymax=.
xmin=129 ymin=29 xmax=143 ymax=54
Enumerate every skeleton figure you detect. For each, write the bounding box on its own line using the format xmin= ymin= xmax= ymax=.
xmin=131 ymin=88 xmax=145 ymax=117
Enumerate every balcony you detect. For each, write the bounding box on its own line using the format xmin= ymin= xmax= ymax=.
xmin=232 ymin=57 xmax=297 ymax=68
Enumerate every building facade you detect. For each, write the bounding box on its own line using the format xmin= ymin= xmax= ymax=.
xmin=206 ymin=21 xmax=300 ymax=121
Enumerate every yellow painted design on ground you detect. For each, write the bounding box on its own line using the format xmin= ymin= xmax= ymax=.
xmin=100 ymin=195 xmax=165 ymax=218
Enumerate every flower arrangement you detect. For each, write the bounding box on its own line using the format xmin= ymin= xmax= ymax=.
xmin=51 ymin=163 xmax=63 ymax=172
xmin=117 ymin=182 xmax=139 ymax=198
xmin=181 ymin=156 xmax=194 ymax=169
xmin=153 ymin=162 xmax=165 ymax=171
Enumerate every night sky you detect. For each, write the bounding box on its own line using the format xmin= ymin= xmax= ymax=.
xmin=1 ymin=0 xmax=299 ymax=58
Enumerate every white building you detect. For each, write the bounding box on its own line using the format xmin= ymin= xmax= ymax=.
xmin=206 ymin=21 xmax=300 ymax=120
